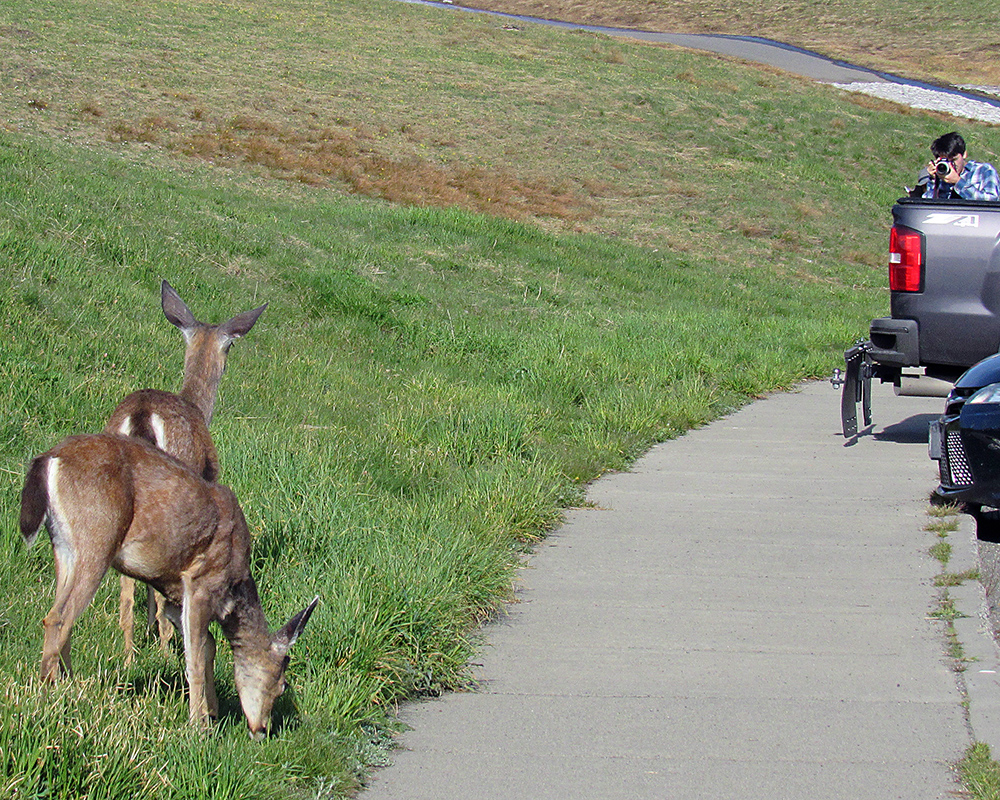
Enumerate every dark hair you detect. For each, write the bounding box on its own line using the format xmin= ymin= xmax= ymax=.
xmin=931 ymin=131 xmax=966 ymax=159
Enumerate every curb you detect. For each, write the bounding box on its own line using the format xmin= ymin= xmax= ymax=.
xmin=949 ymin=513 xmax=1000 ymax=751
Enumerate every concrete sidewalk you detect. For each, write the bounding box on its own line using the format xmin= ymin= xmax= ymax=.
xmin=362 ymin=381 xmax=978 ymax=799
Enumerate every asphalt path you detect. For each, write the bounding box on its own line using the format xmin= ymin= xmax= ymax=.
xmin=398 ymin=0 xmax=1000 ymax=122
xmin=397 ymin=1 xmax=888 ymax=83
xmin=361 ymin=382 xmax=1000 ymax=799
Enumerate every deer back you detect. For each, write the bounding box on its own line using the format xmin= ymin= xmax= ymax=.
xmin=105 ymin=389 xmax=219 ymax=481
xmin=24 ymin=434 xmax=245 ymax=606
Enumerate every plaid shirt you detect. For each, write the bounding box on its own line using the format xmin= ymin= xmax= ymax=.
xmin=923 ymin=159 xmax=1000 ymax=201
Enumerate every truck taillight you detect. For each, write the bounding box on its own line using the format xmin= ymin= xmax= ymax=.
xmin=889 ymin=225 xmax=923 ymax=292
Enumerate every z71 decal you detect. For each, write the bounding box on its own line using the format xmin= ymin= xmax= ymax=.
xmin=922 ymin=212 xmax=980 ymax=228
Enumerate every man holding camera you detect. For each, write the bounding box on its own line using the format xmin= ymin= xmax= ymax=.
xmin=919 ymin=131 xmax=1000 ymax=200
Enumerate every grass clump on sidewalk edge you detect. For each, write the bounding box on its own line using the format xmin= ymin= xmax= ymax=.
xmin=961 ymin=742 xmax=1000 ymax=800
xmin=926 ymin=505 xmax=971 ymax=668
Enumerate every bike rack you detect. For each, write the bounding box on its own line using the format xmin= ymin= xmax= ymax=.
xmin=832 ymin=340 xmax=873 ymax=439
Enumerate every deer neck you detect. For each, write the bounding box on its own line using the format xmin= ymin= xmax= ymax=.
xmin=219 ymin=578 xmax=271 ymax=653
xmin=217 ymin=577 xmax=284 ymax=737
xmin=178 ymin=332 xmax=226 ymax=426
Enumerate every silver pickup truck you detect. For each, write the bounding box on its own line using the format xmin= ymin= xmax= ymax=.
xmin=837 ymin=196 xmax=1000 ymax=437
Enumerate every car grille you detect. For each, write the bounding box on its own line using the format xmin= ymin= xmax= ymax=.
xmin=942 ymin=429 xmax=975 ymax=487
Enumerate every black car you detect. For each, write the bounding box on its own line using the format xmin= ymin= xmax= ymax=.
xmin=933 ymin=352 xmax=1000 ymax=536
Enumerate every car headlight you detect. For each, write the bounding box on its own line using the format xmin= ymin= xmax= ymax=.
xmin=968 ymin=383 xmax=1000 ymax=404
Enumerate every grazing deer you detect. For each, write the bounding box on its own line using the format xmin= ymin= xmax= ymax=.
xmin=20 ymin=433 xmax=318 ymax=737
xmin=107 ymin=281 xmax=266 ymax=661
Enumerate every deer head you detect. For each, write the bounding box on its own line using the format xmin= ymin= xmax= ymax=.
xmin=231 ymin=598 xmax=320 ymax=739
xmin=161 ymin=280 xmax=267 ymax=425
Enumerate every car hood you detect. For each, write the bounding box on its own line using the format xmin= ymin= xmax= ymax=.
xmin=956 ymin=352 xmax=1000 ymax=391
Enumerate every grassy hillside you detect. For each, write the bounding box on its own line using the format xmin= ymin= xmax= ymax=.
xmin=6 ymin=0 xmax=991 ymax=259
xmin=2 ymin=0 xmax=999 ymax=796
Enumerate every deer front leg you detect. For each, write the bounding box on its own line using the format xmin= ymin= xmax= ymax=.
xmin=163 ymin=598 xmax=215 ymax=718
xmin=146 ymin=584 xmax=158 ymax=638
xmin=204 ymin=628 xmax=218 ymax=719
xmin=180 ymin=585 xmax=214 ymax=728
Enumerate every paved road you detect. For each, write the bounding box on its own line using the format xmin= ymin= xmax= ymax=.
xmin=399 ymin=0 xmax=882 ymax=83
xmin=398 ymin=0 xmax=1000 ymax=122
xmin=361 ymin=382 xmax=992 ymax=799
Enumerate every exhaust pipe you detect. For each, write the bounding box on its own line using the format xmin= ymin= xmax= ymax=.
xmin=895 ymin=374 xmax=953 ymax=397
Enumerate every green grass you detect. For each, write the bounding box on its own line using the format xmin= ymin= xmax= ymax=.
xmin=2 ymin=0 xmax=1000 ymax=796
xmin=962 ymin=743 xmax=1000 ymax=800
xmin=0 ymin=121 xmax=876 ymax=798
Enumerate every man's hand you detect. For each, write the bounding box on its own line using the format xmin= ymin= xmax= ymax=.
xmin=928 ymin=158 xmax=960 ymax=184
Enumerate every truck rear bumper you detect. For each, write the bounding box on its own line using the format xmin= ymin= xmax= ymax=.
xmin=868 ymin=317 xmax=919 ymax=367
xmin=867 ymin=316 xmax=953 ymax=396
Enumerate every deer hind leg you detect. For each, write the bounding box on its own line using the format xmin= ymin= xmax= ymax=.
xmin=154 ymin=591 xmax=174 ymax=656
xmin=41 ymin=540 xmax=111 ymax=682
xmin=39 ymin=453 xmax=129 ymax=682
xmin=123 ymin=582 xmax=174 ymax=664
xmin=41 ymin=537 xmax=75 ymax=681
xmin=119 ymin=575 xmax=137 ymax=666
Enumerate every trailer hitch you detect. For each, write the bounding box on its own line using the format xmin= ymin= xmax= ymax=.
xmin=833 ymin=340 xmax=873 ymax=438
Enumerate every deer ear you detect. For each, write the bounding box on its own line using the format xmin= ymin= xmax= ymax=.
xmin=161 ymin=280 xmax=199 ymax=331
xmin=273 ymin=596 xmax=319 ymax=655
xmin=218 ymin=303 xmax=267 ymax=342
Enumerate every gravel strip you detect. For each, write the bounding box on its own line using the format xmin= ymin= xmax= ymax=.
xmin=832 ymin=81 xmax=1000 ymax=124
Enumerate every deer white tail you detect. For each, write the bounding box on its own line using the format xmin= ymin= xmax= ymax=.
xmin=20 ymin=455 xmax=49 ymax=548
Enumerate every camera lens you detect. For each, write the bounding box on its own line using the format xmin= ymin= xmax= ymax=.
xmin=935 ymin=160 xmax=952 ymax=177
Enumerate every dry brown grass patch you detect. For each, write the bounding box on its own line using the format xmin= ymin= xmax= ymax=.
xmin=739 ymin=222 xmax=773 ymax=238
xmin=793 ymin=200 xmax=824 ymax=220
xmin=107 ymin=112 xmax=598 ymax=222
xmin=108 ymin=115 xmax=173 ymax=144
xmin=847 ymin=249 xmax=884 ymax=268
xmin=79 ymin=99 xmax=104 ymax=118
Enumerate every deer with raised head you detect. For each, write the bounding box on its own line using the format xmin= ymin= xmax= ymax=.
xmin=107 ymin=281 xmax=266 ymax=661
xmin=20 ymin=432 xmax=318 ymax=737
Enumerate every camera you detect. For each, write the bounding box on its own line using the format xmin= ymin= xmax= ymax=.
xmin=934 ymin=159 xmax=954 ymax=177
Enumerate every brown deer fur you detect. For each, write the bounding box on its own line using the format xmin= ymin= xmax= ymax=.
xmin=20 ymin=433 xmax=317 ymax=737
xmin=106 ymin=281 xmax=266 ymax=661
